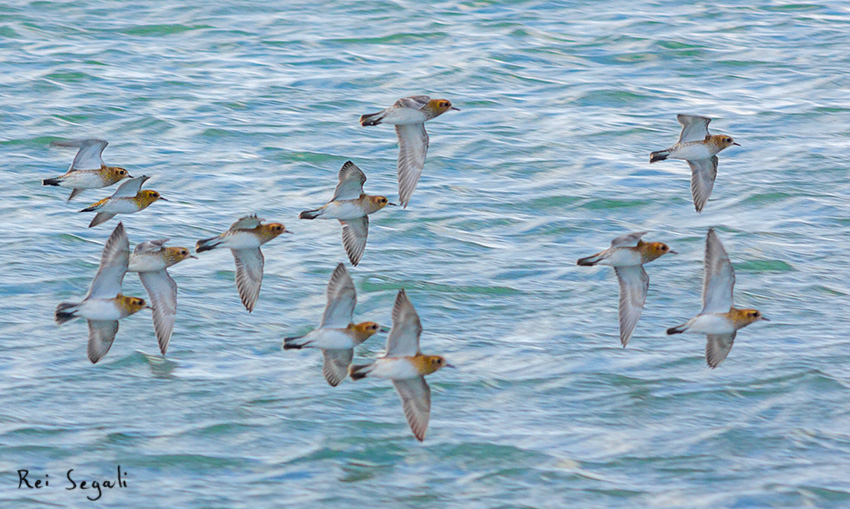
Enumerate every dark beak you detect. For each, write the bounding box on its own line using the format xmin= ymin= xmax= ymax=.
xmin=388 ymin=202 xmax=398 ymax=207
xmin=189 ymin=255 xmax=198 ymax=259
xmin=445 ymin=362 xmax=456 ymax=368
xmin=379 ymin=326 xmax=390 ymax=333
xmin=283 ymin=229 xmax=294 ymax=234
xmin=450 ymin=107 xmax=460 ymax=111
xmin=159 ymin=197 xmax=169 ymax=201
xmin=760 ymin=316 xmax=770 ymax=321
xmin=669 ymin=250 xmax=678 ymax=254
xmin=126 ymin=174 xmax=135 ymax=178
xmin=733 ymin=142 xmax=741 ymax=146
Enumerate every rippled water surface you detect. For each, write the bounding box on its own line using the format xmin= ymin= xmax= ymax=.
xmin=2 ymin=1 xmax=850 ymax=506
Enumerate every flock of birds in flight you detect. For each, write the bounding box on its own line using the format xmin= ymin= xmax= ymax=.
xmin=44 ymin=99 xmax=767 ymax=441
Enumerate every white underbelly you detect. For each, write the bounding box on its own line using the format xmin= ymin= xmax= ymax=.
xmin=687 ymin=313 xmax=736 ymax=334
xmin=100 ymin=198 xmax=141 ymax=214
xmin=219 ymin=231 xmax=262 ymax=250
xmin=383 ymin=108 xmax=426 ymax=125
xmin=128 ymin=253 xmax=166 ymax=273
xmin=78 ymin=299 xmax=123 ymax=321
xmin=60 ymin=171 xmax=106 ymax=189
xmin=322 ymin=201 xmax=366 ymax=220
xmin=368 ymin=357 xmax=421 ymax=380
xmin=304 ymin=328 xmax=356 ymax=349
xmin=599 ymin=248 xmax=642 ymax=267
xmin=671 ymin=143 xmax=713 ymax=161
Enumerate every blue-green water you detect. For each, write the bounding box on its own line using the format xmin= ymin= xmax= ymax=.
xmin=2 ymin=1 xmax=850 ymax=507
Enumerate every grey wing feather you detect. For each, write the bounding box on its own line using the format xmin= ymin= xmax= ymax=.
xmin=320 ymin=263 xmax=356 ymax=328
xmin=139 ymin=269 xmax=177 ymax=355
xmin=677 ymin=114 xmax=711 ymax=143
xmin=395 ymin=123 xmax=429 ymax=208
xmin=706 ymin=333 xmax=736 ymax=368
xmin=134 ymin=239 xmax=169 ymax=254
xmin=331 ymin=161 xmax=367 ymax=201
xmin=385 ymin=289 xmax=422 ymax=357
xmin=232 ymin=248 xmax=264 ymax=312
xmin=611 ymin=231 xmax=648 ymax=248
xmin=322 ymin=349 xmax=354 ymax=387
xmin=52 ymin=138 xmax=108 ymax=170
xmin=230 ymin=214 xmax=263 ymax=231
xmin=111 ymin=175 xmax=149 ymax=198
xmin=87 ymin=222 xmax=130 ymax=299
xmin=614 ymin=266 xmax=649 ymax=347
xmin=393 ymin=377 xmax=431 ymax=442
xmin=701 ymin=228 xmax=735 ymax=314
xmin=87 ymin=320 xmax=119 ymax=364
xmin=339 ymin=216 xmax=369 ymax=266
xmin=395 ymin=96 xmax=430 ymax=109
xmin=688 ymin=156 xmax=718 ymax=213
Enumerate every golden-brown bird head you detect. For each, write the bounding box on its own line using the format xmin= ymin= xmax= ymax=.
xmin=164 ymin=246 xmax=197 ymax=266
xmin=259 ymin=222 xmax=290 ymax=242
xmin=426 ymin=98 xmax=460 ymax=117
xmin=708 ymin=134 xmax=740 ymax=151
xmin=135 ymin=190 xmax=166 ymax=208
xmin=416 ymin=354 xmax=453 ymax=375
xmin=640 ymin=242 xmax=676 ymax=262
xmin=349 ymin=321 xmax=384 ymax=343
xmin=366 ymin=195 xmax=395 ymax=212
xmin=104 ymin=166 xmax=132 ymax=183
xmin=117 ymin=294 xmax=149 ymax=316
xmin=730 ymin=308 xmax=768 ymax=329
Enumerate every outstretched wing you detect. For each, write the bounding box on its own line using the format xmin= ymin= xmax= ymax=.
xmin=139 ymin=269 xmax=178 ymax=355
xmin=393 ymin=377 xmax=431 ymax=442
xmin=701 ymin=228 xmax=735 ymax=314
xmin=385 ymin=289 xmax=422 ymax=357
xmin=394 ymin=96 xmax=430 ymax=110
xmin=52 ymin=138 xmax=108 ymax=170
xmin=611 ymin=231 xmax=647 ymax=248
xmin=133 ymin=239 xmax=169 ymax=254
xmin=688 ymin=156 xmax=718 ymax=213
xmin=395 ymin=123 xmax=429 ymax=208
xmin=87 ymin=222 xmax=130 ymax=299
xmin=321 ymin=263 xmax=356 ymax=328
xmin=322 ymin=349 xmax=354 ymax=387
xmin=706 ymin=333 xmax=736 ymax=368
xmin=87 ymin=320 xmax=119 ymax=364
xmin=614 ymin=266 xmax=649 ymax=347
xmin=111 ymin=175 xmax=149 ymax=198
xmin=230 ymin=214 xmax=263 ymax=231
xmin=331 ymin=161 xmax=367 ymax=201
xmin=677 ymin=114 xmax=711 ymax=143
xmin=232 ymin=248 xmax=264 ymax=312
xmin=340 ymin=216 xmax=369 ymax=266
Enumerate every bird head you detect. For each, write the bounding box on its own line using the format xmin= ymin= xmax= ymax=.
xmin=711 ymin=134 xmax=740 ymax=150
xmin=351 ymin=321 xmax=383 ymax=343
xmin=118 ymin=295 xmax=149 ymax=316
xmin=368 ymin=195 xmax=396 ymax=211
xmin=642 ymin=242 xmax=676 ymax=262
xmin=107 ymin=166 xmax=132 ymax=181
xmin=260 ymin=222 xmax=290 ymax=242
xmin=137 ymin=190 xmax=167 ymax=207
xmin=732 ymin=308 xmax=768 ymax=328
xmin=426 ymin=98 xmax=460 ymax=116
xmin=165 ymin=247 xmax=197 ymax=265
xmin=419 ymin=355 xmax=453 ymax=375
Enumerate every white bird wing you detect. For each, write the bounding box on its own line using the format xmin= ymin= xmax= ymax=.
xmin=395 ymin=123 xmax=429 ymax=208
xmin=230 ymin=214 xmax=263 ymax=231
xmin=133 ymin=238 xmax=169 ymax=254
xmin=677 ymin=114 xmax=711 ymax=143
xmin=87 ymin=222 xmax=130 ymax=299
xmin=232 ymin=248 xmax=264 ymax=312
xmin=393 ymin=377 xmax=431 ymax=442
xmin=339 ymin=216 xmax=369 ymax=266
xmin=611 ymin=231 xmax=648 ymax=248
xmin=320 ymin=263 xmax=356 ymax=328
xmin=87 ymin=320 xmax=119 ymax=364
xmin=614 ymin=266 xmax=649 ymax=347
xmin=394 ymin=95 xmax=430 ymax=110
xmin=322 ymin=348 xmax=354 ymax=387
xmin=385 ymin=289 xmax=422 ymax=357
xmin=701 ymin=228 xmax=735 ymax=314
xmin=139 ymin=269 xmax=177 ymax=355
xmin=52 ymin=138 xmax=108 ymax=170
xmin=706 ymin=333 xmax=736 ymax=369
xmin=111 ymin=175 xmax=149 ymax=198
xmin=331 ymin=161 xmax=367 ymax=201
xmin=688 ymin=156 xmax=718 ymax=213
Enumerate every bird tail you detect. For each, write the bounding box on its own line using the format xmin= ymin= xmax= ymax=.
xmin=42 ymin=177 xmax=62 ymax=186
xmin=649 ymin=149 xmax=670 ymax=163
xmin=55 ymin=302 xmax=80 ymax=325
xmin=348 ymin=362 xmax=375 ymax=381
xmin=298 ymin=208 xmax=323 ymax=220
xmin=88 ymin=212 xmax=116 ymax=228
xmin=195 ymin=235 xmax=223 ymax=253
xmin=666 ymin=323 xmax=688 ymax=335
xmin=283 ymin=335 xmax=311 ymax=350
xmin=576 ymin=252 xmax=604 ymax=266
xmin=359 ymin=111 xmax=384 ymax=126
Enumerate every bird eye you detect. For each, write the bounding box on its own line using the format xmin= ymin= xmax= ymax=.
xmin=181 ymin=250 xmax=188 ymax=255
xmin=662 ymin=245 xmax=668 ymax=251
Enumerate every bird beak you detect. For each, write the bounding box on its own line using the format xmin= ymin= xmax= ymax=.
xmin=189 ymin=255 xmax=198 ymax=259
xmin=144 ymin=305 xmax=153 ymax=310
xmin=283 ymin=229 xmax=294 ymax=234
xmin=379 ymin=325 xmax=391 ymax=333
xmin=669 ymin=250 xmax=678 ymax=254
xmin=733 ymin=142 xmax=741 ymax=146
xmin=760 ymin=316 xmax=770 ymax=321
xmin=159 ymin=197 xmax=169 ymax=201
xmin=445 ymin=362 xmax=456 ymax=368
xmin=388 ymin=202 xmax=398 ymax=207
xmin=450 ymin=107 xmax=460 ymax=111
xmin=126 ymin=174 xmax=135 ymax=178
